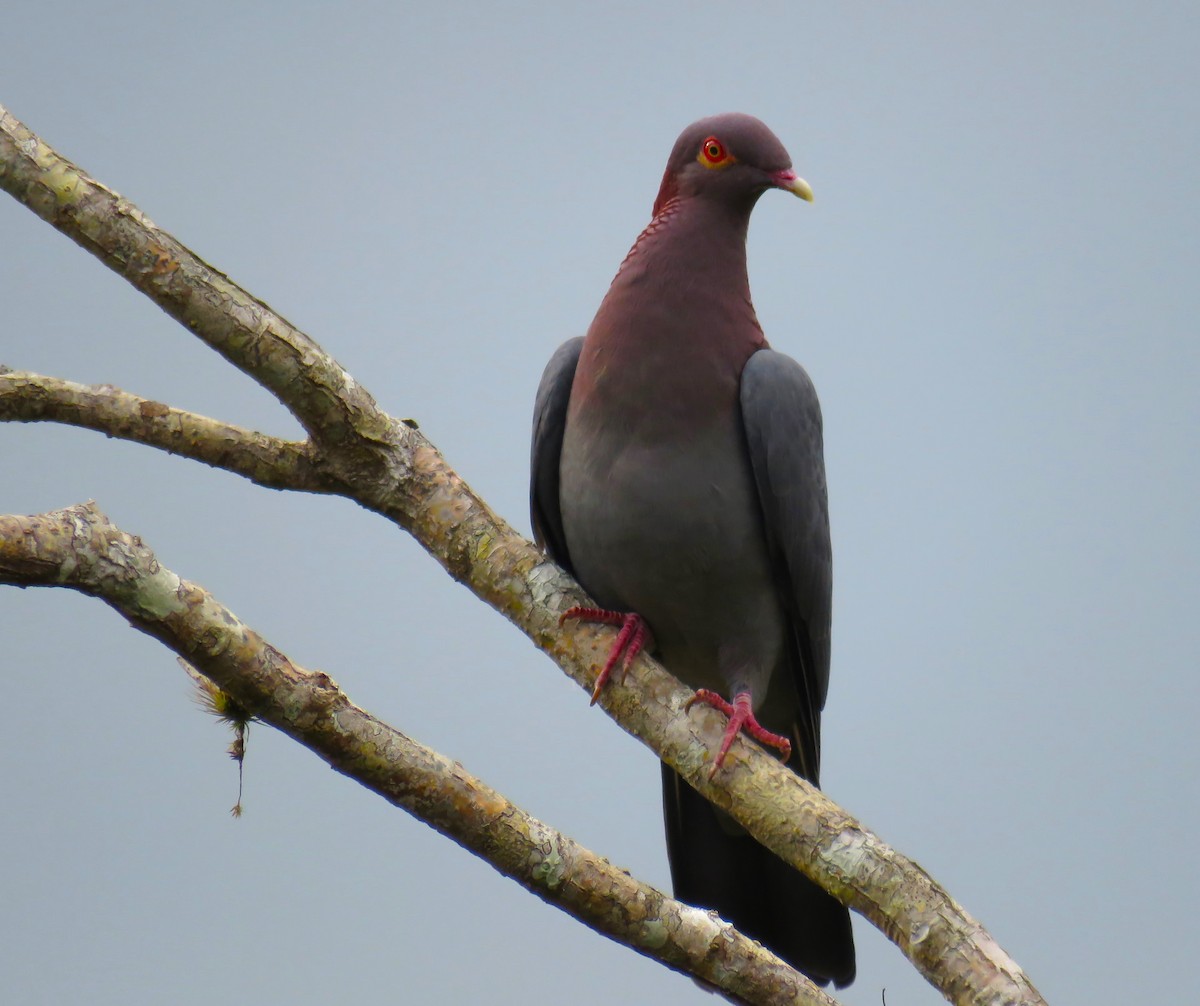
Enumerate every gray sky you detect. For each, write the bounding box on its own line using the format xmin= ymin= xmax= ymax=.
xmin=3 ymin=4 xmax=1197 ymax=1004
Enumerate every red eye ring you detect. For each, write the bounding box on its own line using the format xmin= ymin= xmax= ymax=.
xmin=701 ymin=136 xmax=727 ymax=164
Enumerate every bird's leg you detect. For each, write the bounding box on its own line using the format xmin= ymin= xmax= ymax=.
xmin=685 ymin=689 xmax=792 ymax=778
xmin=559 ymin=607 xmax=651 ymax=704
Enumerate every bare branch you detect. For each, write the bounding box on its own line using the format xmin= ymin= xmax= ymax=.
xmin=0 ymin=105 xmax=374 ymax=445
xmin=0 ymin=104 xmax=1048 ymax=1006
xmin=0 ymin=502 xmax=839 ymax=1006
xmin=0 ymin=368 xmax=322 ymax=491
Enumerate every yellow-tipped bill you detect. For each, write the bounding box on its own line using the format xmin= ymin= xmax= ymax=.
xmin=777 ymin=171 xmax=814 ymax=202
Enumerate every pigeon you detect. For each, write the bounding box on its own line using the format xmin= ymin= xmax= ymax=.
xmin=530 ymin=113 xmax=854 ymax=988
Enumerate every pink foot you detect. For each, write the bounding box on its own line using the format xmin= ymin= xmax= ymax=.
xmin=685 ymin=689 xmax=792 ymax=777
xmin=559 ymin=607 xmax=651 ymax=704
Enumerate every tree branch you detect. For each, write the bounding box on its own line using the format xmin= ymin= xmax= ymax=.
xmin=0 ymin=103 xmax=1048 ymax=1006
xmin=0 ymin=502 xmax=838 ymax=1006
xmin=0 ymin=367 xmax=322 ymax=491
xmin=0 ymin=108 xmax=370 ymax=446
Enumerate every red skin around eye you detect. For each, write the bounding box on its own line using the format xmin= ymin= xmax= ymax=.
xmin=702 ymin=136 xmax=727 ymax=163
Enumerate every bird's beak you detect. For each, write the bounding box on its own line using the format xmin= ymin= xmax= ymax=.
xmin=771 ymin=169 xmax=814 ymax=202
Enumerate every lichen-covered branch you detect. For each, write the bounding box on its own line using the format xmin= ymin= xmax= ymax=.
xmin=0 ymin=502 xmax=838 ymax=1006
xmin=0 ymin=368 xmax=323 ymax=491
xmin=0 ymin=109 xmax=374 ymax=450
xmin=0 ymin=104 xmax=1047 ymax=1006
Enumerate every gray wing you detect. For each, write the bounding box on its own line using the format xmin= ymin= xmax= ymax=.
xmin=739 ymin=348 xmax=832 ymax=782
xmin=665 ymin=349 xmax=851 ymax=985
xmin=530 ymin=337 xmax=584 ymax=572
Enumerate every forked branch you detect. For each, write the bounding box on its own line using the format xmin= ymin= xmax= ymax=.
xmin=0 ymin=102 xmax=1046 ymax=1006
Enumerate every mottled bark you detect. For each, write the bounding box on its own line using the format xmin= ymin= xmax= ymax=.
xmin=0 ymin=102 xmax=1047 ymax=1006
xmin=0 ymin=368 xmax=321 ymax=490
xmin=0 ymin=503 xmax=835 ymax=1006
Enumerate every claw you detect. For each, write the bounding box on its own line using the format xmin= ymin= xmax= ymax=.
xmin=685 ymin=689 xmax=792 ymax=778
xmin=559 ymin=607 xmax=650 ymax=704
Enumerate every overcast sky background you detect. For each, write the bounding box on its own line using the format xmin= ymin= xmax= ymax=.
xmin=2 ymin=4 xmax=1197 ymax=1004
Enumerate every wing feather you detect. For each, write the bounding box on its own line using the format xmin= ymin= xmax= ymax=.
xmin=530 ymin=337 xmax=584 ymax=572
xmin=739 ymin=349 xmax=832 ymax=782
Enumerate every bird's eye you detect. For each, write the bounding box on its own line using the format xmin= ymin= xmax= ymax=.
xmin=699 ymin=136 xmax=729 ymax=166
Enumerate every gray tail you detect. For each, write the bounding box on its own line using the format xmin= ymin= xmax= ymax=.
xmin=661 ymin=763 xmax=855 ymax=988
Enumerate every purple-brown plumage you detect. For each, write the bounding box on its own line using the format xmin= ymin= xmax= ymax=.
xmin=531 ymin=113 xmax=854 ymax=988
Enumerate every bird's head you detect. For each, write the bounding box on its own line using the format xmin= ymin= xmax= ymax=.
xmin=652 ymin=113 xmax=812 ymax=218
